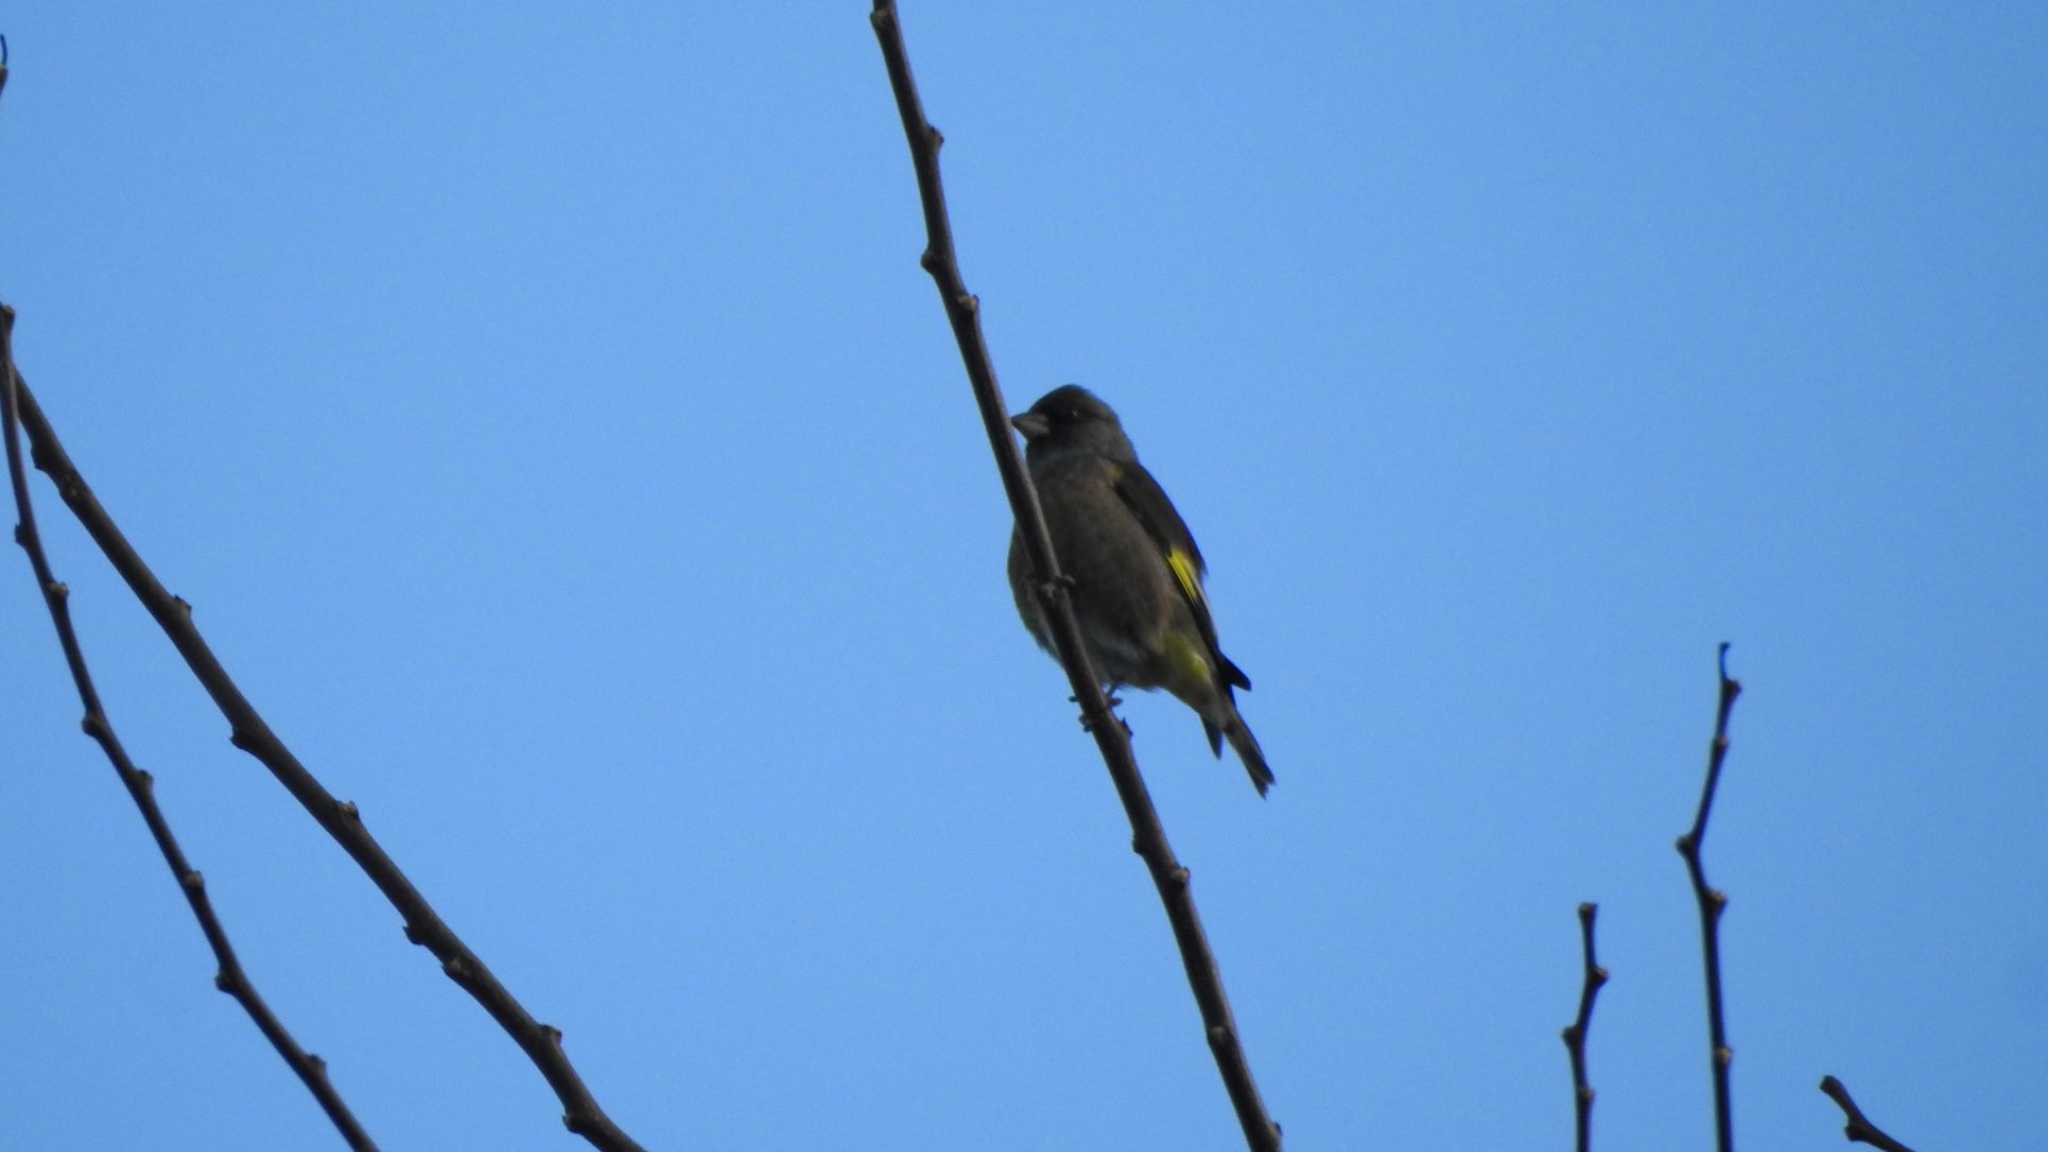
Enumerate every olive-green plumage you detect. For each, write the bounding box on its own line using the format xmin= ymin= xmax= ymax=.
xmin=1006 ymin=385 xmax=1274 ymax=796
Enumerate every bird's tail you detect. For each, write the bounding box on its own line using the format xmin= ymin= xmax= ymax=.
xmin=1222 ymin=710 xmax=1274 ymax=797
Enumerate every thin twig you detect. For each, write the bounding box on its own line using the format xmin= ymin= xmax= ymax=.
xmin=868 ymin=5 xmax=1281 ymax=1149
xmin=1560 ymin=902 xmax=1607 ymax=1152
xmin=1819 ymin=1077 xmax=1918 ymax=1152
xmin=7 ymin=375 xmax=646 ymax=1151
xmin=1677 ymin=643 xmax=1742 ymax=1152
xmin=3 ymin=92 xmax=376 ymax=1152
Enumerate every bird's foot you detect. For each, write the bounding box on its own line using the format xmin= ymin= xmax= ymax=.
xmin=1036 ymin=573 xmax=1078 ymax=599
xmin=1073 ymin=689 xmax=1132 ymax=738
xmin=1067 ymin=684 xmax=1124 ymax=711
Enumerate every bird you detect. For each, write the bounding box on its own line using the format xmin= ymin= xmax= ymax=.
xmin=1005 ymin=384 xmax=1274 ymax=795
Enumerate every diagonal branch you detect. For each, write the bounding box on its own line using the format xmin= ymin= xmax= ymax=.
xmin=6 ymin=366 xmax=647 ymax=1152
xmin=868 ymin=5 xmax=1281 ymax=1150
xmin=1559 ymin=902 xmax=1607 ymax=1152
xmin=6 ymin=311 xmax=378 ymax=1148
xmin=1676 ymin=643 xmax=1742 ymax=1152
xmin=1819 ymin=1076 xmax=1918 ymax=1152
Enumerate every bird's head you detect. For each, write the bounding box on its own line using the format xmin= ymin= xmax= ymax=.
xmin=1011 ymin=385 xmax=1135 ymax=463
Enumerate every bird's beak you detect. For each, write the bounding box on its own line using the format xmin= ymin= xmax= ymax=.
xmin=1011 ymin=411 xmax=1051 ymax=440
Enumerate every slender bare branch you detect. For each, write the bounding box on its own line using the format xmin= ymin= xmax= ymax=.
xmin=7 ymin=343 xmax=383 ymax=1152
xmin=3 ymin=65 xmax=376 ymax=1149
xmin=1560 ymin=902 xmax=1607 ymax=1152
xmin=1676 ymin=643 xmax=1741 ymax=1152
xmin=867 ymin=5 xmax=1281 ymax=1149
xmin=1819 ymin=1077 xmax=1918 ymax=1152
xmin=8 ymin=323 xmax=381 ymax=1148
xmin=6 ymin=371 xmax=646 ymax=1151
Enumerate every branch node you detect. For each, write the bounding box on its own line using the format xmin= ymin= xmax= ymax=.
xmin=540 ymin=1023 xmax=564 ymax=1046
xmin=213 ymin=971 xmax=232 ymax=994
xmin=181 ymin=870 xmax=205 ymax=893
xmin=45 ymin=577 xmax=67 ymax=601
xmin=171 ymin=593 xmax=192 ymax=618
xmin=338 ymin=799 xmax=361 ymax=821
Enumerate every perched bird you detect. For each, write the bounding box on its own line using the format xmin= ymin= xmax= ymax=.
xmin=1006 ymin=385 xmax=1274 ymax=795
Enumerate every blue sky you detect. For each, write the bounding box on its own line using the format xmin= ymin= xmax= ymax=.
xmin=3 ymin=4 xmax=2043 ymax=1149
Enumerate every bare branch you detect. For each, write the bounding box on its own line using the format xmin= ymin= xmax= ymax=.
xmin=3 ymin=45 xmax=376 ymax=1132
xmin=1819 ymin=1077 xmax=1919 ymax=1152
xmin=1676 ymin=643 xmax=1742 ymax=1152
xmin=6 ymin=311 xmax=380 ymax=1147
xmin=5 ymin=367 xmax=646 ymax=1151
xmin=868 ymin=4 xmax=1281 ymax=1149
xmin=1559 ymin=902 xmax=1607 ymax=1152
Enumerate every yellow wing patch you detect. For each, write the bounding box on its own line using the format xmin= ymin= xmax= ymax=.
xmin=1166 ymin=547 xmax=1205 ymax=609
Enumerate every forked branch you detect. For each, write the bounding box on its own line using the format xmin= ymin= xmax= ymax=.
xmin=2 ymin=63 xmax=376 ymax=1149
xmin=5 ymin=354 xmax=645 ymax=1152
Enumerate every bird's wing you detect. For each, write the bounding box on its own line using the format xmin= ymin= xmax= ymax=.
xmin=1109 ymin=461 xmax=1249 ymax=691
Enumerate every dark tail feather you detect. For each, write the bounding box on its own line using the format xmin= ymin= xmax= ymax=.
xmin=1205 ymin=650 xmax=1251 ymax=757
xmin=1219 ymin=653 xmax=1252 ymax=692
xmin=1224 ymin=711 xmax=1274 ymax=797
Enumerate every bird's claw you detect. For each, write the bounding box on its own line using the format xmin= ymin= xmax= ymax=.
xmin=1037 ymin=572 xmax=1078 ymax=599
xmin=1073 ymin=690 xmax=1132 ymax=738
xmin=1068 ymin=684 xmax=1124 ymax=711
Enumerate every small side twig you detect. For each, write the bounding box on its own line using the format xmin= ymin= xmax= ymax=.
xmin=1560 ymin=902 xmax=1607 ymax=1152
xmin=5 ymin=309 xmax=377 ymax=1148
xmin=1820 ymin=1076 xmax=1919 ymax=1152
xmin=868 ymin=5 xmax=1280 ymax=1150
xmin=1677 ymin=643 xmax=1742 ymax=1152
